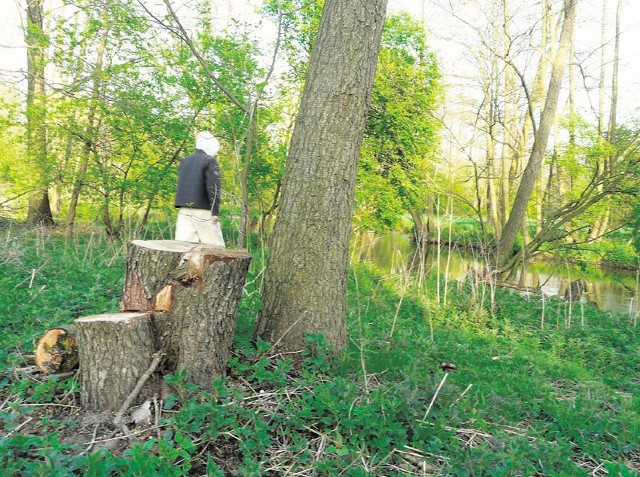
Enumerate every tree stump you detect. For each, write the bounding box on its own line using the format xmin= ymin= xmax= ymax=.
xmin=120 ymin=240 xmax=251 ymax=387
xmin=35 ymin=325 xmax=78 ymax=374
xmin=75 ymin=312 xmax=158 ymax=411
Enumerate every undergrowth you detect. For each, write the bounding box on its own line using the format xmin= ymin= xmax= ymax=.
xmin=0 ymin=224 xmax=638 ymax=476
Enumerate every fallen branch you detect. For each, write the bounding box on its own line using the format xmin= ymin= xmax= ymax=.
xmin=112 ymin=352 xmax=163 ymax=430
xmin=422 ymin=372 xmax=449 ymax=421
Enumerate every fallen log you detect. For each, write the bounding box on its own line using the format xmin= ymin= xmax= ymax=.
xmin=34 ymin=325 xmax=78 ymax=374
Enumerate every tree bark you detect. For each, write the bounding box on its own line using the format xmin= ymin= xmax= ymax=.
xmin=120 ymin=240 xmax=251 ymax=387
xmin=75 ymin=312 xmax=158 ymax=411
xmin=257 ymin=0 xmax=388 ymax=354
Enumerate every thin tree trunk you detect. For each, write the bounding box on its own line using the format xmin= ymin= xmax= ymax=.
xmin=497 ymin=0 xmax=515 ymax=232
xmin=590 ymin=0 xmax=609 ymax=240
xmin=25 ymin=0 xmax=54 ymax=226
xmin=485 ymin=69 xmax=500 ymax=234
xmin=607 ymin=0 xmax=621 ymax=156
xmin=594 ymin=0 xmax=622 ymax=240
xmin=497 ymin=0 xmax=577 ymax=269
xmin=65 ymin=4 xmax=110 ymax=237
xmin=238 ymin=105 xmax=257 ymax=249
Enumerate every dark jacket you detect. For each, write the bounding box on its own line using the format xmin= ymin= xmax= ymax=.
xmin=174 ymin=149 xmax=221 ymax=216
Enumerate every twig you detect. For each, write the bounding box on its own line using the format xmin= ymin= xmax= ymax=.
xmin=20 ymin=403 xmax=80 ymax=409
xmin=153 ymin=395 xmax=161 ymax=441
xmin=91 ymin=424 xmax=165 ymax=446
xmin=13 ymin=259 xmax=49 ymax=289
xmin=80 ymin=423 xmax=100 ymax=455
xmin=4 ymin=417 xmax=33 ymax=438
xmin=0 ymin=394 xmax=15 ymax=412
xmin=450 ymin=384 xmax=473 ymax=407
xmin=422 ymin=373 xmax=449 ymax=421
xmin=47 ymin=371 xmax=77 ymax=381
xmin=271 ymin=315 xmax=305 ymax=351
xmin=112 ymin=352 xmax=163 ymax=429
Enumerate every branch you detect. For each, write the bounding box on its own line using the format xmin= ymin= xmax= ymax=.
xmin=112 ymin=351 xmax=163 ymax=431
xmin=161 ymin=0 xmax=251 ymax=115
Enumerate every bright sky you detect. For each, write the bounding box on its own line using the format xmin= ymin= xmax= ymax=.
xmin=389 ymin=0 xmax=640 ymax=124
xmin=1 ymin=0 xmax=638 ymax=123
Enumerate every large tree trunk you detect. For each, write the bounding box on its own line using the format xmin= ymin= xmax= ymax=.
xmin=496 ymin=0 xmax=576 ymax=269
xmin=120 ymin=240 xmax=251 ymax=387
xmin=256 ymin=0 xmax=388 ymax=354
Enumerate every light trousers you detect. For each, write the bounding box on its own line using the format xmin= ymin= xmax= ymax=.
xmin=175 ymin=208 xmax=225 ymax=247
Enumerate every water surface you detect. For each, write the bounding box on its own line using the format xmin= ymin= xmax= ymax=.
xmin=351 ymin=232 xmax=640 ymax=317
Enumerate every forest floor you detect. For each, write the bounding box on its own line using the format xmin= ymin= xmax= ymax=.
xmin=1 ymin=224 xmax=638 ymax=476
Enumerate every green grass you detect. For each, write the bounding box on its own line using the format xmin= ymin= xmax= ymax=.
xmin=0 ymin=224 xmax=638 ymax=476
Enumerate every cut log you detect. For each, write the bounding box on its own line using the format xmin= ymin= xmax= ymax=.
xmin=34 ymin=325 xmax=78 ymax=374
xmin=75 ymin=312 xmax=159 ymax=411
xmin=120 ymin=240 xmax=251 ymax=387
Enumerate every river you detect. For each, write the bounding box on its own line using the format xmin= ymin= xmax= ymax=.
xmin=351 ymin=232 xmax=640 ymax=317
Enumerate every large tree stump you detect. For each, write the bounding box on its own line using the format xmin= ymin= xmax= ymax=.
xmin=75 ymin=312 xmax=158 ymax=411
xmin=120 ymin=240 xmax=251 ymax=387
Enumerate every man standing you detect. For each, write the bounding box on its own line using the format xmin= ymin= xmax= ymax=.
xmin=174 ymin=131 xmax=225 ymax=247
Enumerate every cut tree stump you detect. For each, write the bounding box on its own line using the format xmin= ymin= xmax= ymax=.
xmin=34 ymin=325 xmax=78 ymax=374
xmin=120 ymin=240 xmax=251 ymax=387
xmin=75 ymin=312 xmax=158 ymax=411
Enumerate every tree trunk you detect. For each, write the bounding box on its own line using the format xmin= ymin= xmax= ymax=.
xmin=594 ymin=0 xmax=622 ymax=240
xmin=65 ymin=3 xmax=110 ymax=237
xmin=590 ymin=0 xmax=609 ymax=241
xmin=25 ymin=0 xmax=53 ymax=226
xmin=27 ymin=190 xmax=54 ymax=226
xmin=257 ymin=0 xmax=388 ymax=354
xmin=496 ymin=0 xmax=576 ymax=269
xmin=238 ymin=105 xmax=257 ymax=249
xmin=608 ymin=0 xmax=621 ymax=147
xmin=75 ymin=312 xmax=158 ymax=411
xmin=120 ymin=240 xmax=251 ymax=387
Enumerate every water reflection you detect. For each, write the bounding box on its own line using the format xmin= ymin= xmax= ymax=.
xmin=351 ymin=232 xmax=640 ymax=317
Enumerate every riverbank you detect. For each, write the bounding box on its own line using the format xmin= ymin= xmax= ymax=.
xmin=353 ymin=230 xmax=640 ymax=316
xmin=1 ymin=226 xmax=638 ymax=475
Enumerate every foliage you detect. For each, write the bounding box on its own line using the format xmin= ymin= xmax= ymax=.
xmin=0 ymin=0 xmax=289 ymax=241
xmin=262 ymin=2 xmax=442 ymax=234
xmin=357 ymin=13 xmax=442 ymax=233
xmin=1 ymin=227 xmax=638 ymax=475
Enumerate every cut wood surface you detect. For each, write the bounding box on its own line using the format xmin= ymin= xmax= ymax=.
xmin=34 ymin=325 xmax=78 ymax=374
xmin=75 ymin=312 xmax=158 ymax=411
xmin=120 ymin=240 xmax=251 ymax=312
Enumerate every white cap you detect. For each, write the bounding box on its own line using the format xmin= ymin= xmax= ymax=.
xmin=196 ymin=131 xmax=221 ymax=157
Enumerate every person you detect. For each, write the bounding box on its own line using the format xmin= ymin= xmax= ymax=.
xmin=174 ymin=131 xmax=226 ymax=247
